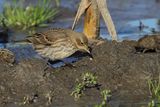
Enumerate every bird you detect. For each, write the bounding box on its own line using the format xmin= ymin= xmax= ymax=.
xmin=136 ymin=34 xmax=160 ymax=53
xmin=15 ymin=28 xmax=91 ymax=62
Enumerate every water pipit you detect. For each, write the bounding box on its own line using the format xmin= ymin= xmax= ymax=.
xmin=15 ymin=28 xmax=91 ymax=66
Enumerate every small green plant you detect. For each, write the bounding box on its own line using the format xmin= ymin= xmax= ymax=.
xmin=71 ymin=72 xmax=98 ymax=100
xmin=0 ymin=0 xmax=58 ymax=30
xmin=148 ymin=76 xmax=160 ymax=107
xmin=82 ymin=72 xmax=98 ymax=87
xmin=94 ymin=89 xmax=111 ymax=107
xmin=71 ymin=83 xmax=84 ymax=100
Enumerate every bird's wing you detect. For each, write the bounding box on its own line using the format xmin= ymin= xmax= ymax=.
xmin=26 ymin=29 xmax=69 ymax=45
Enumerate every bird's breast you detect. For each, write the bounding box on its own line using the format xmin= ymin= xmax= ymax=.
xmin=35 ymin=42 xmax=77 ymax=61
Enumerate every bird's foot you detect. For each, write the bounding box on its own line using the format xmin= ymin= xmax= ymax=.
xmin=63 ymin=62 xmax=76 ymax=68
xmin=44 ymin=61 xmax=53 ymax=71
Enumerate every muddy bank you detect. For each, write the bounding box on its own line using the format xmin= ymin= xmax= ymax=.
xmin=0 ymin=38 xmax=160 ymax=107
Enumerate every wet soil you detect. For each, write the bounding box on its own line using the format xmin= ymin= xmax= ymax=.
xmin=0 ymin=35 xmax=160 ymax=107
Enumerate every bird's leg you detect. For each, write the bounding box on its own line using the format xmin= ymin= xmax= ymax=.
xmin=44 ymin=63 xmax=50 ymax=71
xmin=43 ymin=58 xmax=53 ymax=71
xmin=33 ymin=54 xmax=52 ymax=71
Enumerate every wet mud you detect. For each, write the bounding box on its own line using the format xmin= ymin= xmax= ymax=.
xmin=0 ymin=35 xmax=160 ymax=107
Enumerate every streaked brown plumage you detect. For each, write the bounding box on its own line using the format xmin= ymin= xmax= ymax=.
xmin=18 ymin=28 xmax=90 ymax=61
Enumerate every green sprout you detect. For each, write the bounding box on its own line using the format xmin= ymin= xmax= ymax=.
xmin=82 ymin=72 xmax=98 ymax=87
xmin=71 ymin=83 xmax=85 ymax=100
xmin=71 ymin=72 xmax=98 ymax=100
xmin=94 ymin=89 xmax=111 ymax=107
xmin=148 ymin=76 xmax=160 ymax=107
xmin=0 ymin=0 xmax=58 ymax=30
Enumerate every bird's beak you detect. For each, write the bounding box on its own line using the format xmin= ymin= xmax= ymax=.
xmin=84 ymin=45 xmax=93 ymax=58
xmin=84 ymin=45 xmax=90 ymax=54
xmin=86 ymin=48 xmax=91 ymax=54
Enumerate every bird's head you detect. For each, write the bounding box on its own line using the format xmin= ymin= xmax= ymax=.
xmin=71 ymin=32 xmax=91 ymax=54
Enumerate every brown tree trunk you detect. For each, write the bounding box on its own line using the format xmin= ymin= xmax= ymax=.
xmin=83 ymin=0 xmax=100 ymax=39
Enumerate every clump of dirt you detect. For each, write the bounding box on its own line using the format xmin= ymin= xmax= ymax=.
xmin=0 ymin=35 xmax=160 ymax=107
xmin=0 ymin=49 xmax=15 ymax=64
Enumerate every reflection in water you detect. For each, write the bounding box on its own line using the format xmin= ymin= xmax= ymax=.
xmin=129 ymin=19 xmax=157 ymax=31
xmin=128 ymin=19 xmax=160 ymax=34
xmin=0 ymin=43 xmax=4 ymax=48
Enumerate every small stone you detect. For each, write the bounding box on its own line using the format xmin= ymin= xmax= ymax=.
xmin=89 ymin=58 xmax=93 ymax=60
